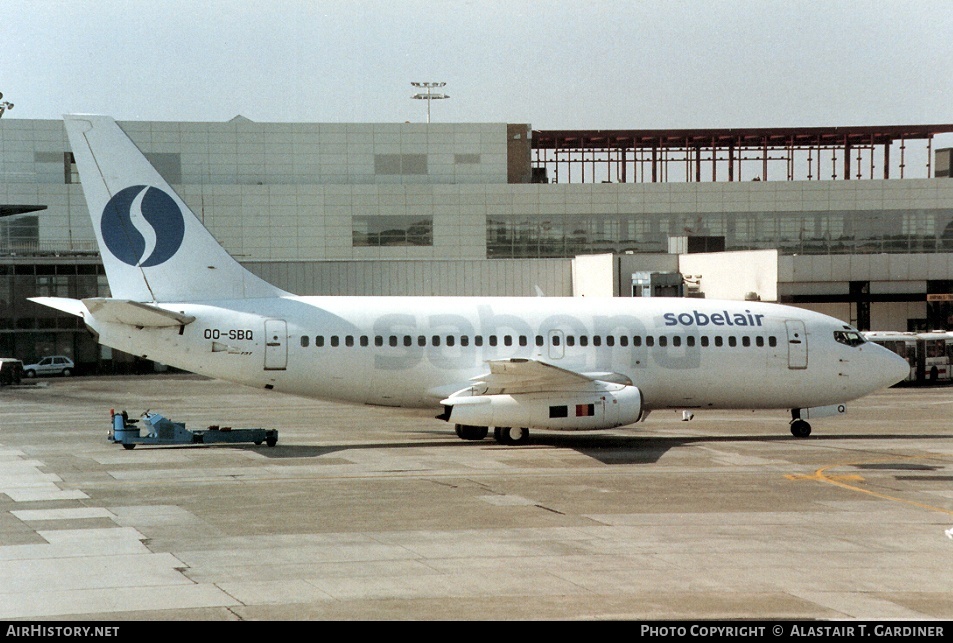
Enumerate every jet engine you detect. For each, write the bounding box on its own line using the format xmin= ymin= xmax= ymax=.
xmin=442 ymin=384 xmax=643 ymax=431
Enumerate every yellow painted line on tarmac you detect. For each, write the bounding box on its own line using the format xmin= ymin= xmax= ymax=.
xmin=787 ymin=460 xmax=953 ymax=517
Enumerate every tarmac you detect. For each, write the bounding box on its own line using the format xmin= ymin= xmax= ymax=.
xmin=1 ymin=373 xmax=952 ymax=621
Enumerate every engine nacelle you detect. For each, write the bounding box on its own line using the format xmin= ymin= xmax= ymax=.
xmin=443 ymin=385 xmax=643 ymax=431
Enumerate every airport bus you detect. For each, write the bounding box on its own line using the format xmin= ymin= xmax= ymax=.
xmin=863 ymin=331 xmax=953 ymax=384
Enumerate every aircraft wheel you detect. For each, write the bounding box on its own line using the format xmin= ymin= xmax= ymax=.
xmin=455 ymin=424 xmax=488 ymax=441
xmin=122 ymin=443 xmax=136 ymax=450
xmin=790 ymin=419 xmax=811 ymax=438
xmin=495 ymin=426 xmax=529 ymax=445
xmin=508 ymin=427 xmax=530 ymax=445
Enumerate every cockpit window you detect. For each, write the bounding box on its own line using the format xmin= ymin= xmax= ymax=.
xmin=834 ymin=330 xmax=866 ymax=347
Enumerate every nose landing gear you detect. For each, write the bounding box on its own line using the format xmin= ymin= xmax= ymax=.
xmin=790 ymin=419 xmax=812 ymax=438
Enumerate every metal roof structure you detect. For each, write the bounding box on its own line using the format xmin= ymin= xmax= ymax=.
xmin=531 ymin=124 xmax=953 ymax=183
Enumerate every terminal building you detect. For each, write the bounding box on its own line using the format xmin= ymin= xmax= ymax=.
xmin=2 ymin=116 xmax=953 ymax=372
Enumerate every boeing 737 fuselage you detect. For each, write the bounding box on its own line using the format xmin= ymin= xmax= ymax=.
xmin=31 ymin=116 xmax=909 ymax=444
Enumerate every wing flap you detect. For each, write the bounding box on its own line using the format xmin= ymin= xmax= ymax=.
xmin=466 ymin=358 xmax=621 ymax=395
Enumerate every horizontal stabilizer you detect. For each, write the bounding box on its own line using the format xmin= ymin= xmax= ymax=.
xmin=28 ymin=297 xmax=88 ymax=318
xmin=82 ymin=298 xmax=195 ymax=328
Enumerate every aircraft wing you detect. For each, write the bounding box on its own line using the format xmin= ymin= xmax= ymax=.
xmin=467 ymin=358 xmax=628 ymax=395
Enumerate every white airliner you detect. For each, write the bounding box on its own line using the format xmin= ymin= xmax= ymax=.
xmin=32 ymin=115 xmax=909 ymax=443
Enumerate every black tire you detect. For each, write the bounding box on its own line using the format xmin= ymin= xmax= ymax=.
xmin=495 ymin=426 xmax=529 ymax=445
xmin=61 ymin=368 xmax=72 ymax=377
xmin=266 ymin=436 xmax=278 ymax=447
xmin=507 ymin=427 xmax=530 ymax=445
xmin=24 ymin=370 xmax=36 ymax=378
xmin=122 ymin=443 xmax=136 ymax=450
xmin=456 ymin=424 xmax=488 ymax=441
xmin=790 ymin=420 xmax=811 ymax=438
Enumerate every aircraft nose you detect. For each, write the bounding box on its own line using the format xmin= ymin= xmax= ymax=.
xmin=876 ymin=345 xmax=911 ymax=388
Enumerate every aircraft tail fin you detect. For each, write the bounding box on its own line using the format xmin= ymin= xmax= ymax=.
xmin=63 ymin=115 xmax=288 ymax=302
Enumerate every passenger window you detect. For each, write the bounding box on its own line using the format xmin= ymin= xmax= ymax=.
xmin=316 ymin=336 xmax=325 ymax=347
xmin=567 ymin=335 xmax=575 ymax=347
xmin=375 ymin=336 xmax=384 ymax=347
xmin=418 ymin=335 xmax=426 ymax=347
xmin=503 ymin=335 xmax=512 ymax=346
xmin=403 ymin=336 xmax=412 ymax=347
xmin=593 ymin=336 xmax=601 ymax=347
xmin=447 ymin=336 xmax=455 ymax=347
xmin=360 ymin=336 xmax=369 ymax=347
xmin=330 ymin=336 xmax=339 ymax=347
xmin=606 ymin=336 xmax=615 ymax=347
xmin=345 ymin=336 xmax=354 ymax=347
xmin=475 ymin=335 xmax=484 ymax=346
xmin=646 ymin=336 xmax=655 ymax=347
xmin=672 ymin=336 xmax=681 ymax=347
xmin=633 ymin=336 xmax=642 ymax=347
xmin=728 ymin=336 xmax=737 ymax=347
xmin=432 ymin=335 xmax=441 ymax=347
xmin=742 ymin=336 xmax=750 ymax=347
xmin=518 ymin=336 xmax=527 ymax=347
xmin=489 ymin=336 xmax=498 ymax=347
xmin=756 ymin=336 xmax=764 ymax=347
xmin=461 ymin=336 xmax=469 ymax=346
xmin=701 ymin=336 xmax=709 ymax=347
xmin=552 ymin=335 xmax=561 ymax=346
xmin=769 ymin=336 xmax=777 ymax=347
xmin=389 ymin=336 xmax=398 ymax=347
xmin=715 ymin=336 xmax=723 ymax=347
xmin=580 ymin=336 xmax=589 ymax=347
xmin=687 ymin=336 xmax=695 ymax=347
xmin=659 ymin=336 xmax=668 ymax=347
xmin=300 ymin=336 xmax=310 ymax=348
xmin=535 ymin=335 xmax=544 ymax=347
xmin=620 ymin=336 xmax=628 ymax=347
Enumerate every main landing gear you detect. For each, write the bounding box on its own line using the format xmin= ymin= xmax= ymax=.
xmin=790 ymin=419 xmax=811 ymax=438
xmin=454 ymin=424 xmax=530 ymax=445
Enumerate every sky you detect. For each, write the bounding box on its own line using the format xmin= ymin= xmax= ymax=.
xmin=3 ymin=0 xmax=953 ymax=131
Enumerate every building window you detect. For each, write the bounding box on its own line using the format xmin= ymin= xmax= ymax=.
xmin=352 ymin=216 xmax=433 ymax=247
xmin=374 ymin=154 xmax=428 ymax=175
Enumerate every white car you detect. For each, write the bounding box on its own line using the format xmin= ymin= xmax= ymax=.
xmin=23 ymin=356 xmax=75 ymax=377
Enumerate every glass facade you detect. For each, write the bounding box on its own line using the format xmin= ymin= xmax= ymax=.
xmin=0 ymin=263 xmax=112 ymax=372
xmin=487 ymin=209 xmax=953 ymax=258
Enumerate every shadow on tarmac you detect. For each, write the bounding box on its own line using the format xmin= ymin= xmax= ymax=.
xmin=141 ymin=430 xmax=953 ymax=465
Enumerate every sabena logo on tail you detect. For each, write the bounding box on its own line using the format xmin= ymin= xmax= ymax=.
xmin=102 ymin=185 xmax=185 ymax=267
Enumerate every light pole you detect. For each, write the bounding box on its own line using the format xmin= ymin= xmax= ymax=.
xmin=411 ymin=82 xmax=448 ymax=123
xmin=0 ymin=92 xmax=13 ymax=118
